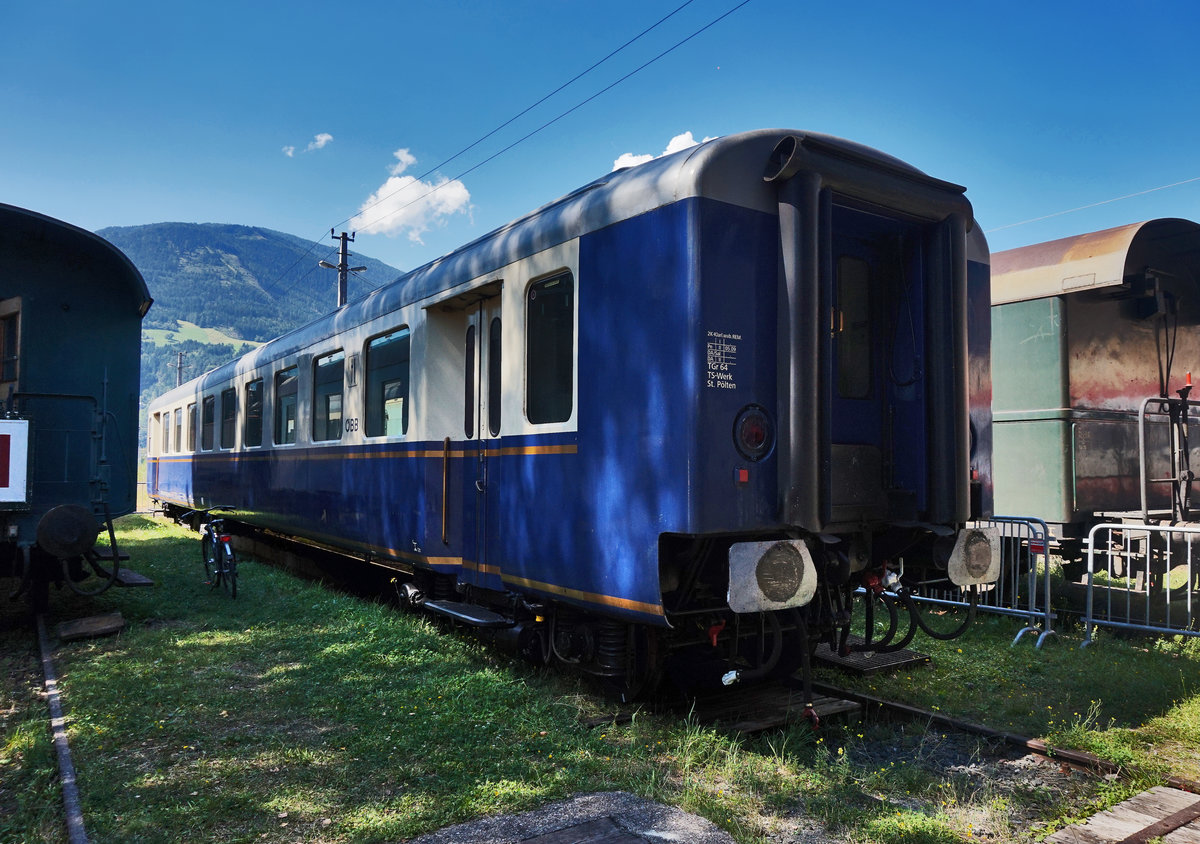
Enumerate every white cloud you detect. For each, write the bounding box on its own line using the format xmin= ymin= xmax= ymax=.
xmin=352 ymin=148 xmax=471 ymax=243
xmin=611 ymin=131 xmax=715 ymax=171
xmin=612 ymin=152 xmax=655 ymax=170
xmin=282 ymin=133 xmax=333 ymax=157
xmin=307 ymin=132 xmax=333 ymax=152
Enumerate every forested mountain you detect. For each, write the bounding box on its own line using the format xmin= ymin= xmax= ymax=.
xmin=102 ymin=222 xmax=400 ymax=342
xmin=97 ymin=222 xmax=401 ymax=439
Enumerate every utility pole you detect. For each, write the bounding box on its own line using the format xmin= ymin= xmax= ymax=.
xmin=168 ymin=350 xmax=186 ymax=387
xmin=319 ymin=230 xmax=367 ymax=308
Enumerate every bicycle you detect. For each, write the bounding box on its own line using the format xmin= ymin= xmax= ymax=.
xmin=184 ymin=508 xmax=239 ymax=598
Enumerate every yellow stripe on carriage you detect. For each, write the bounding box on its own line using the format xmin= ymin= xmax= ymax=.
xmin=501 ymin=574 xmax=665 ymax=618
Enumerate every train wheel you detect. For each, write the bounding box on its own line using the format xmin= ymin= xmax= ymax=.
xmin=599 ymin=625 xmax=661 ymax=703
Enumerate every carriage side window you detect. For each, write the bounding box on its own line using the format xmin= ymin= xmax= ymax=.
xmin=275 ymin=366 xmax=298 ymax=445
xmin=244 ymin=379 xmax=263 ymax=447
xmin=464 ymin=325 xmax=476 ymax=438
xmin=313 ymin=351 xmax=345 ymax=441
xmin=174 ymin=408 xmax=183 ymax=453
xmin=220 ymin=388 xmax=237 ymax=448
xmin=366 ymin=328 xmax=410 ymax=437
xmin=187 ymin=403 xmax=198 ymax=451
xmin=0 ymin=300 xmax=20 ymax=398
xmin=488 ymin=317 xmax=502 ymax=436
xmin=526 ymin=273 xmax=574 ymax=424
xmin=201 ymin=396 xmax=215 ymax=450
xmin=836 ymin=257 xmax=872 ymax=400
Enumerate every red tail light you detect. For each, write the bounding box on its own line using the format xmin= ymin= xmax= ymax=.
xmin=733 ymin=405 xmax=773 ymax=461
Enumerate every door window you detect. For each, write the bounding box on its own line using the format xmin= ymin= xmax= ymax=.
xmin=836 ymin=256 xmax=872 ymax=400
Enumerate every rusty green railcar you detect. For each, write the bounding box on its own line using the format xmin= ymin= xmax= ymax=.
xmin=991 ymin=218 xmax=1200 ymax=554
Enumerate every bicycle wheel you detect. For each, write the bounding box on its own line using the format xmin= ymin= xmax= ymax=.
xmin=219 ymin=541 xmax=238 ymax=598
xmin=200 ymin=528 xmax=220 ymax=587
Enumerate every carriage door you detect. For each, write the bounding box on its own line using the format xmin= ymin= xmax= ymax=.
xmin=462 ymin=293 xmax=502 ymax=587
xmin=828 ymin=211 xmax=914 ymax=524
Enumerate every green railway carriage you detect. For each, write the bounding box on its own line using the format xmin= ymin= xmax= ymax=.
xmin=991 ymin=218 xmax=1200 ymax=546
xmin=0 ymin=203 xmax=152 ymax=606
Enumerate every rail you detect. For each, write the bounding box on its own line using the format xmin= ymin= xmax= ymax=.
xmin=909 ymin=516 xmax=1056 ymax=648
xmin=1083 ymin=522 xmax=1200 ymax=646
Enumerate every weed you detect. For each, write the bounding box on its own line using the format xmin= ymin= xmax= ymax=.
xmin=2 ymin=516 xmax=1199 ymax=842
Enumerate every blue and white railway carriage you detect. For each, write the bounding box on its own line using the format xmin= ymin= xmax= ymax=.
xmin=149 ymin=130 xmax=998 ymax=692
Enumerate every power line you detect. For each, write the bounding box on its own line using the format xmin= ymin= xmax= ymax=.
xmin=986 ymin=175 xmax=1200 ymax=234
xmin=344 ymin=0 xmax=702 ymax=232
xmin=351 ymin=0 xmax=753 ymax=242
xmin=259 ymin=0 xmax=750 ymax=300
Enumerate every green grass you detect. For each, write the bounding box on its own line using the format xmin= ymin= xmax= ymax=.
xmin=142 ymin=320 xmax=262 ymax=348
xmin=3 ymin=516 xmax=1200 ymax=843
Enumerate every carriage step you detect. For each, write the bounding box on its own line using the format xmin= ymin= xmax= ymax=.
xmin=423 ymin=600 xmax=514 ymax=628
xmin=114 ymin=568 xmax=154 ymax=587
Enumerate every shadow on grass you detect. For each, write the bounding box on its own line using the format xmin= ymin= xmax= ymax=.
xmin=37 ymin=516 xmax=626 ymax=842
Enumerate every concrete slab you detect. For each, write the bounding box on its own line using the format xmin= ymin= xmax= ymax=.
xmin=405 ymin=791 xmax=735 ymax=844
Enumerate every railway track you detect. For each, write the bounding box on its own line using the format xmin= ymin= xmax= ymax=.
xmin=621 ymin=675 xmax=1200 ymax=802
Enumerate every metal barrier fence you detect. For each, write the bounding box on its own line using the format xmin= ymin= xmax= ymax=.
xmin=1083 ymin=522 xmax=1200 ymax=646
xmin=910 ymin=516 xmax=1056 ymax=648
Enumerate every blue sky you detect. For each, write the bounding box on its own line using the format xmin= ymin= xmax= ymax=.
xmin=4 ymin=0 xmax=1199 ymax=279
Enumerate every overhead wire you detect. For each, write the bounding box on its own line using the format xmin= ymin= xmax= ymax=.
xmin=259 ymin=0 xmax=715 ymax=299
xmin=345 ymin=0 xmax=703 ymax=232
xmin=350 ymin=0 xmax=753 ymax=247
xmin=986 ymin=175 xmax=1200 ymax=234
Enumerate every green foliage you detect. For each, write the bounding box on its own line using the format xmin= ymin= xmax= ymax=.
xmin=4 ymin=519 xmax=1200 ymax=843
xmin=0 ymin=626 xmax=67 ymax=843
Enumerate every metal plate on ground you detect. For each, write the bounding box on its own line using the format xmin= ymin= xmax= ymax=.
xmin=814 ymin=635 xmax=930 ymax=674
xmin=406 ymin=791 xmax=735 ymax=844
xmin=675 ymin=682 xmax=860 ymax=733
xmin=521 ymin=817 xmax=642 ymax=843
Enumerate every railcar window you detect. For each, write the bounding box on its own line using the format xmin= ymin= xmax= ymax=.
xmin=201 ymin=396 xmax=215 ymax=450
xmin=313 ymin=351 xmax=345 ymax=441
xmin=488 ymin=317 xmax=502 ymax=436
xmin=464 ymin=325 xmax=476 ymax=438
xmin=220 ymin=388 xmax=237 ymax=448
xmin=0 ymin=308 xmax=19 ymax=394
xmin=174 ymin=408 xmax=182 ymax=453
xmin=275 ymin=367 xmax=298 ymax=445
xmin=244 ymin=379 xmax=263 ymax=447
xmin=836 ymin=257 xmax=872 ymax=399
xmin=156 ymin=413 xmax=166 ymax=454
xmin=187 ymin=403 xmax=198 ymax=451
xmin=366 ymin=328 xmax=410 ymax=437
xmin=526 ymin=273 xmax=574 ymax=424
